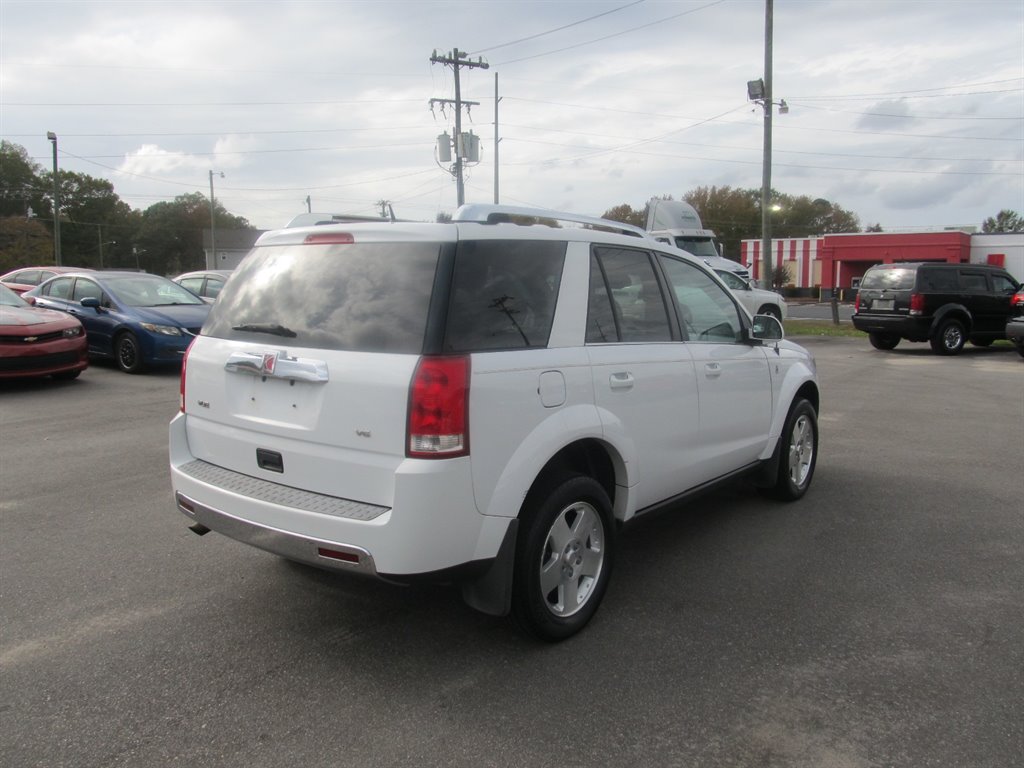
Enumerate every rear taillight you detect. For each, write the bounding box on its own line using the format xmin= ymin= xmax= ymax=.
xmin=407 ymin=355 xmax=470 ymax=459
xmin=909 ymin=293 xmax=925 ymax=315
xmin=854 ymin=292 xmax=861 ymax=312
xmin=179 ymin=341 xmax=193 ymax=413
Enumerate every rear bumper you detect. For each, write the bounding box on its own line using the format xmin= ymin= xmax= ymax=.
xmin=169 ymin=413 xmax=511 ymax=578
xmin=852 ymin=314 xmax=930 ymax=340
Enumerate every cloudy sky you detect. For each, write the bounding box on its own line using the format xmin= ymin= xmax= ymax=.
xmin=2 ymin=0 xmax=1022 ymax=233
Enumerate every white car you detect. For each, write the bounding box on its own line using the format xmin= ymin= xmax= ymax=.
xmin=170 ymin=205 xmax=819 ymax=640
xmin=713 ymin=269 xmax=787 ymax=321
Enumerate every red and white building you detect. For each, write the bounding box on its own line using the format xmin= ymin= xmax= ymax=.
xmin=740 ymin=232 xmax=1023 ymax=293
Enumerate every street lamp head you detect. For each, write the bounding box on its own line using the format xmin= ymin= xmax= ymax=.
xmin=47 ymin=131 xmax=57 ymax=142
xmin=746 ymin=79 xmax=765 ymax=101
xmin=778 ymin=99 xmax=789 ymax=115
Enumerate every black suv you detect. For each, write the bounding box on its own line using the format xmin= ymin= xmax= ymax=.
xmin=852 ymin=262 xmax=1020 ymax=355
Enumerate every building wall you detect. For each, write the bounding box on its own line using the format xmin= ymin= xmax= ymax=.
xmin=970 ymin=233 xmax=1024 ymax=281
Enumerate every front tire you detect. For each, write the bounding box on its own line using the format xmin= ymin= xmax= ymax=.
xmin=930 ymin=318 xmax=966 ymax=355
xmin=758 ymin=305 xmax=782 ymax=322
xmin=114 ymin=331 xmax=146 ymax=374
xmin=764 ymin=398 xmax=818 ymax=501
xmin=511 ymin=475 xmax=614 ymax=642
xmin=869 ymin=333 xmax=900 ymax=350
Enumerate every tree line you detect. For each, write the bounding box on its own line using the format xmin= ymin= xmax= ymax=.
xmin=0 ymin=141 xmax=249 ymax=277
xmin=3 ymin=139 xmax=1020 ymax=278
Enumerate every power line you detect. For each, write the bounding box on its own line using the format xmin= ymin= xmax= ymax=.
xmin=469 ymin=0 xmax=647 ymax=54
xmin=495 ymin=0 xmax=728 ymax=65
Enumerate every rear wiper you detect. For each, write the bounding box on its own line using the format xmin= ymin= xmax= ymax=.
xmin=231 ymin=322 xmax=297 ymax=338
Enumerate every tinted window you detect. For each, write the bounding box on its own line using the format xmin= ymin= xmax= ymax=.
xmin=45 ymin=277 xmax=73 ymax=299
xmin=205 ymin=242 xmax=440 ymax=354
xmin=10 ymin=270 xmax=40 ymax=285
xmin=959 ymin=272 xmax=988 ymax=293
xmin=444 ymin=240 xmax=565 ymax=352
xmin=586 ymin=255 xmax=620 ymax=343
xmin=72 ymin=278 xmax=103 ymax=303
xmin=861 ymin=267 xmax=915 ymax=290
xmin=918 ymin=268 xmax=958 ymax=292
xmin=206 ymin=277 xmax=226 ymax=298
xmin=590 ymin=247 xmax=672 ymax=342
xmin=659 ymin=255 xmax=743 ymax=343
xmin=992 ymin=274 xmax=1018 ymax=294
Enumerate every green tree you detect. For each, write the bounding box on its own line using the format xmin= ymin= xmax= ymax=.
xmin=600 ymin=203 xmax=646 ymax=229
xmin=136 ymin=192 xmax=249 ymax=276
xmin=982 ymin=209 xmax=1023 ymax=233
xmin=0 ymin=141 xmax=49 ymax=219
xmin=0 ymin=217 xmax=53 ymax=273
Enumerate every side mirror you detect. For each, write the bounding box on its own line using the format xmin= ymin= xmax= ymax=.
xmin=23 ymin=295 xmax=37 ymax=306
xmin=750 ymin=314 xmax=784 ymax=341
xmin=81 ymin=297 xmax=101 ymax=310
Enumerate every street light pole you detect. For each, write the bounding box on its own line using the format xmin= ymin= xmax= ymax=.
xmin=47 ymin=131 xmax=61 ymax=266
xmin=209 ymin=170 xmax=224 ymax=270
xmin=760 ymin=0 xmax=773 ymax=288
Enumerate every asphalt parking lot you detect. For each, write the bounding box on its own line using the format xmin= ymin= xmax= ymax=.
xmin=1 ymin=339 xmax=1021 ymax=768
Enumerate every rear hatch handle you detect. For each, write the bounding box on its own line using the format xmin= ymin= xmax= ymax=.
xmin=225 ymin=350 xmax=329 ymax=383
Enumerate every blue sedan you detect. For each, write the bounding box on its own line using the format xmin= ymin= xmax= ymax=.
xmin=25 ymin=271 xmax=211 ymax=373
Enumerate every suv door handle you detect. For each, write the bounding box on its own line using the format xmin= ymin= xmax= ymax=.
xmin=609 ymin=372 xmax=634 ymax=390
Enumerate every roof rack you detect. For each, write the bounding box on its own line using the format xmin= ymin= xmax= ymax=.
xmin=453 ymin=204 xmax=648 ymax=239
xmin=284 ymin=212 xmax=398 ymax=228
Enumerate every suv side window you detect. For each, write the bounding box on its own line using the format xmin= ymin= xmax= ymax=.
xmin=992 ymin=274 xmax=1017 ymax=294
xmin=588 ymin=247 xmax=672 ymax=343
xmin=659 ymin=255 xmax=744 ymax=343
xmin=959 ymin=271 xmax=989 ymax=293
xmin=444 ymin=240 xmax=566 ymax=352
xmin=918 ymin=268 xmax=958 ymax=292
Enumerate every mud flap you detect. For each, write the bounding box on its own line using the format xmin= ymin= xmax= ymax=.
xmin=754 ymin=435 xmax=782 ymax=488
xmin=461 ymin=519 xmax=518 ymax=617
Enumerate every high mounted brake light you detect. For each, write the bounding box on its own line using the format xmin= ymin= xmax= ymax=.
xmin=407 ymin=356 xmax=470 ymax=459
xmin=304 ymin=232 xmax=355 ymax=245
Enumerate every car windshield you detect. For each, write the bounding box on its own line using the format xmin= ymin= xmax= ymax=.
xmin=106 ymin=276 xmax=206 ymax=307
xmin=861 ymin=268 xmax=915 ymax=290
xmin=0 ymin=284 xmax=26 ymax=306
xmin=674 ymin=237 xmax=719 ymax=259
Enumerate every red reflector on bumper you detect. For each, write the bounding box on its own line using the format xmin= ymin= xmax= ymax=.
xmin=317 ymin=547 xmax=360 ymax=564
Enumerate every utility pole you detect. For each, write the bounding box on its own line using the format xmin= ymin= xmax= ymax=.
xmin=761 ymin=0 xmax=773 ymax=288
xmin=209 ymin=170 xmax=223 ymax=270
xmin=430 ymin=48 xmax=489 ymax=206
xmin=494 ymin=72 xmax=502 ymax=204
xmin=46 ymin=132 xmax=61 ymax=266
xmin=305 ymin=195 xmax=311 ymax=213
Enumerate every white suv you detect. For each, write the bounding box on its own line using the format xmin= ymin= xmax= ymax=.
xmin=170 ymin=205 xmax=820 ymax=641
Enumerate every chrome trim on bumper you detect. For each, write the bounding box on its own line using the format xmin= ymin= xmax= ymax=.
xmin=175 ymin=492 xmax=379 ymax=577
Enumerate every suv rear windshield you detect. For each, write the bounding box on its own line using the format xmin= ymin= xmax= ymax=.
xmin=861 ymin=268 xmax=915 ymax=290
xmin=204 ymin=242 xmax=441 ymax=353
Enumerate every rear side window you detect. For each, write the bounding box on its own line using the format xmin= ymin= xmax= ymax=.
xmin=587 ymin=247 xmax=672 ymax=343
xmin=918 ymin=269 xmax=958 ymax=292
xmin=959 ymin=271 xmax=988 ymax=293
xmin=861 ymin=268 xmax=915 ymax=290
xmin=204 ymin=242 xmax=441 ymax=354
xmin=443 ymin=240 xmax=565 ymax=352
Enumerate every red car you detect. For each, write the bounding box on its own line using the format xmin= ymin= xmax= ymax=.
xmin=0 ymin=265 xmax=92 ymax=295
xmin=0 ymin=283 xmax=89 ymax=380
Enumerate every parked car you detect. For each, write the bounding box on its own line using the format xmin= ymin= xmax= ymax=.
xmin=1 ymin=266 xmax=92 ymax=295
xmin=173 ymin=270 xmax=233 ymax=304
xmin=1006 ymin=317 xmax=1024 ymax=358
xmin=170 ymin=204 xmax=820 ymax=641
xmin=25 ymin=271 xmax=210 ymax=373
xmin=852 ymin=262 xmax=1020 ymax=354
xmin=0 ymin=283 xmax=88 ymax=381
xmin=712 ymin=268 xmax=787 ymax=320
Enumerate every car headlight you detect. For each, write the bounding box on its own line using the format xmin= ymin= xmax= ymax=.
xmin=62 ymin=326 xmax=82 ymax=338
xmin=140 ymin=322 xmax=182 ymax=336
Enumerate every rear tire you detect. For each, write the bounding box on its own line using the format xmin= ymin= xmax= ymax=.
xmin=511 ymin=475 xmax=614 ymax=642
xmin=868 ymin=333 xmax=900 ymax=350
xmin=930 ymin=318 xmax=966 ymax=355
xmin=764 ymin=398 xmax=818 ymax=501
